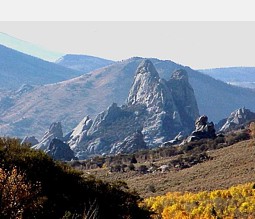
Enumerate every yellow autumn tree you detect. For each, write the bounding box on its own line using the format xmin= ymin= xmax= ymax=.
xmin=0 ymin=167 xmax=42 ymax=219
xmin=143 ymin=183 xmax=255 ymax=219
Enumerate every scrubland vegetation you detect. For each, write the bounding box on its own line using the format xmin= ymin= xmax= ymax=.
xmin=0 ymin=138 xmax=151 ymax=218
xmin=1 ymin=122 xmax=255 ymax=218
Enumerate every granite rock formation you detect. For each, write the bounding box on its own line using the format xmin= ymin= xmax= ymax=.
xmin=67 ymin=59 xmax=199 ymax=159
xmin=187 ymin=115 xmax=216 ymax=142
xmin=219 ymin=107 xmax=255 ymax=132
xmin=46 ymin=139 xmax=76 ymax=161
xmin=32 ymin=122 xmax=64 ymax=151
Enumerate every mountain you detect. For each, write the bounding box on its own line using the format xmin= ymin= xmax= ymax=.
xmin=56 ymin=54 xmax=114 ymax=72
xmin=1 ymin=57 xmax=255 ymax=139
xmin=0 ymin=32 xmax=62 ymax=61
xmin=199 ymin=67 xmax=255 ymax=89
xmin=0 ymin=44 xmax=82 ymax=89
xmin=65 ymin=60 xmax=199 ymax=158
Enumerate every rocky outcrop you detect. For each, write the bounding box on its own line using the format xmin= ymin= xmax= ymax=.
xmin=67 ymin=116 xmax=93 ymax=150
xmin=187 ymin=115 xmax=216 ymax=142
xmin=168 ymin=69 xmax=200 ymax=130
xmin=46 ymin=139 xmax=76 ymax=161
xmin=21 ymin=136 xmax=39 ymax=146
xmin=67 ymin=59 xmax=199 ymax=159
xmin=219 ymin=107 xmax=255 ymax=132
xmin=110 ymin=130 xmax=147 ymax=154
xmin=32 ymin=122 xmax=63 ymax=151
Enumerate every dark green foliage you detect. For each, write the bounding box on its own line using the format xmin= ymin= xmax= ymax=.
xmin=0 ymin=137 xmax=151 ymax=219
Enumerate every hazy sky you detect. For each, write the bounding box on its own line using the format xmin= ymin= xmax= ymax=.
xmin=1 ymin=21 xmax=255 ymax=69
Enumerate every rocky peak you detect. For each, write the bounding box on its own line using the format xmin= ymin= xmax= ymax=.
xmin=87 ymin=103 xmax=123 ymax=135
xmin=66 ymin=60 xmax=200 ymax=159
xmin=48 ymin=122 xmax=63 ymax=139
xmin=135 ymin=59 xmax=159 ymax=77
xmin=32 ymin=122 xmax=63 ymax=151
xmin=219 ymin=107 xmax=255 ymax=132
xmin=168 ymin=69 xmax=199 ymax=129
xmin=127 ymin=59 xmax=161 ymax=107
xmin=67 ymin=116 xmax=93 ymax=150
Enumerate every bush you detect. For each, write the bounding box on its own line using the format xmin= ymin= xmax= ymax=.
xmin=0 ymin=137 xmax=151 ymax=219
xmin=0 ymin=167 xmax=43 ymax=219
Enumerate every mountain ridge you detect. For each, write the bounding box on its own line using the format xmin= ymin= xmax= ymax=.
xmin=56 ymin=54 xmax=114 ymax=72
xmin=199 ymin=67 xmax=255 ymax=89
xmin=0 ymin=57 xmax=255 ymax=139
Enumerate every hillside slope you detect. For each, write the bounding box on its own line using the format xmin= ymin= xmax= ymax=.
xmin=0 ymin=44 xmax=82 ymax=89
xmin=87 ymin=138 xmax=255 ymax=198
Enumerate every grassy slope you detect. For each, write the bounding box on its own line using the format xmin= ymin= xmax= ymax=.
xmin=85 ymin=139 xmax=255 ymax=198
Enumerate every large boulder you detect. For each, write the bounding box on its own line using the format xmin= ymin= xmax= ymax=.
xmin=187 ymin=115 xmax=216 ymax=142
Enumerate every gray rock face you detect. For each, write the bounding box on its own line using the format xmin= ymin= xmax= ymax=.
xmin=169 ymin=69 xmax=200 ymax=129
xmin=67 ymin=59 xmax=199 ymax=159
xmin=219 ymin=107 xmax=255 ymax=132
xmin=46 ymin=139 xmax=76 ymax=161
xmin=67 ymin=116 xmax=93 ymax=150
xmin=21 ymin=136 xmax=39 ymax=146
xmin=32 ymin=122 xmax=63 ymax=151
xmin=110 ymin=130 xmax=147 ymax=154
xmin=187 ymin=115 xmax=216 ymax=142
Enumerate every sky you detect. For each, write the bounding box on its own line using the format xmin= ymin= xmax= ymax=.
xmin=1 ymin=21 xmax=255 ymax=69
xmin=1 ymin=2 xmax=255 ymax=69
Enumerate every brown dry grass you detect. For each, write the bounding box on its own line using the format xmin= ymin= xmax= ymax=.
xmin=83 ymin=139 xmax=255 ymax=198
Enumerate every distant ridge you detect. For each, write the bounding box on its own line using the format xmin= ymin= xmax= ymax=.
xmin=0 ymin=44 xmax=82 ymax=89
xmin=199 ymin=67 xmax=255 ymax=89
xmin=56 ymin=54 xmax=114 ymax=73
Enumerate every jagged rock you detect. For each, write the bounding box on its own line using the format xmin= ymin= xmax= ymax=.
xmin=187 ymin=115 xmax=216 ymax=142
xmin=110 ymin=130 xmax=147 ymax=154
xmin=46 ymin=139 xmax=76 ymax=161
xmin=67 ymin=59 xmax=199 ymax=159
xmin=162 ymin=131 xmax=185 ymax=146
xmin=219 ymin=107 xmax=255 ymax=132
xmin=32 ymin=122 xmax=63 ymax=151
xmin=67 ymin=116 xmax=93 ymax=150
xmin=21 ymin=136 xmax=39 ymax=146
